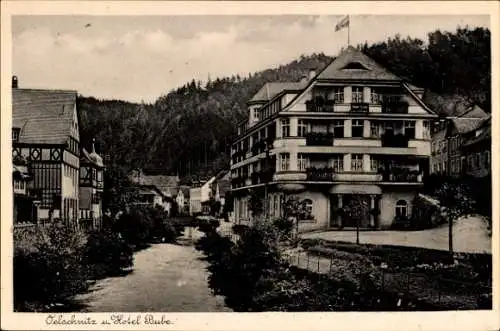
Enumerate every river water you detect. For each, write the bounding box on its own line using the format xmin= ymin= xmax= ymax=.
xmin=75 ymin=239 xmax=231 ymax=312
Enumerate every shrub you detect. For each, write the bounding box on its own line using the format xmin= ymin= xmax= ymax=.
xmin=410 ymin=195 xmax=445 ymax=230
xmin=14 ymin=225 xmax=88 ymax=311
xmin=83 ymin=229 xmax=133 ymax=278
xmin=273 ymin=218 xmax=294 ymax=239
xmin=112 ymin=208 xmax=151 ymax=248
xmin=231 ymin=224 xmax=249 ymax=235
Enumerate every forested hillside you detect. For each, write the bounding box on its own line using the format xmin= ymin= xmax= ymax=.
xmin=78 ymin=27 xmax=490 ymax=182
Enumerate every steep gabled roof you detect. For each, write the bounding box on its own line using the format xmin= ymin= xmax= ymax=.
xmin=249 ymin=82 xmax=306 ymax=103
xmin=129 ymin=169 xmax=180 ymax=196
xmin=13 ymin=88 xmax=77 ymax=144
xmin=316 ymin=46 xmax=401 ymax=81
xmin=422 ymin=91 xmax=472 ymax=118
xmin=463 ymin=117 xmax=491 ymax=146
xmin=450 ymin=106 xmax=489 ymax=134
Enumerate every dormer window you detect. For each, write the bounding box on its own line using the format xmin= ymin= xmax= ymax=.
xmin=12 ymin=128 xmax=20 ymax=141
xmin=341 ymin=62 xmax=370 ymax=70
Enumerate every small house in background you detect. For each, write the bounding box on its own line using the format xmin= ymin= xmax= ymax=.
xmin=128 ymin=169 xmax=174 ymax=214
xmin=190 ymin=176 xmax=216 ymax=216
xmin=175 ymin=185 xmax=191 ymax=215
xmin=461 ymin=116 xmax=491 ymax=178
xmin=12 ymin=155 xmax=39 ymax=225
xmin=79 ymin=139 xmax=105 ymax=230
xmin=133 ymin=185 xmax=173 ymax=213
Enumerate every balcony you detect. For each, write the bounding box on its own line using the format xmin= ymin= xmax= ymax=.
xmin=305 ymin=132 xmax=334 ymax=146
xmin=251 ymin=140 xmax=265 ymax=156
xmin=231 ymin=177 xmax=247 ymax=188
xmin=350 ymin=103 xmax=369 ymax=113
xmin=305 ymin=99 xmax=335 ymax=112
xmin=381 ymin=132 xmax=410 ymax=148
xmin=381 ymin=101 xmax=409 ymax=114
xmin=306 ymin=167 xmax=335 ymax=181
xmin=380 ymin=169 xmax=422 ymax=183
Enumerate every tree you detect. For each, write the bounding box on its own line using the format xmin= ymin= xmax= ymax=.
xmin=434 ymin=180 xmax=476 ymax=254
xmin=342 ymin=196 xmax=369 ymax=245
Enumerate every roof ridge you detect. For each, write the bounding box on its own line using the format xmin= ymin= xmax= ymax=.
xmin=13 ymin=88 xmax=78 ymax=94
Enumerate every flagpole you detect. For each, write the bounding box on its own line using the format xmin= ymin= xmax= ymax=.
xmin=347 ymin=14 xmax=350 ymax=47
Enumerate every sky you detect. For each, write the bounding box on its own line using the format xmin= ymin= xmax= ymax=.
xmin=12 ymin=15 xmax=489 ymax=103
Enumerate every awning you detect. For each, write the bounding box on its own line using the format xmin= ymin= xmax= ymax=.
xmin=329 ymin=184 xmax=381 ymax=195
xmin=276 ymin=183 xmax=307 ymax=193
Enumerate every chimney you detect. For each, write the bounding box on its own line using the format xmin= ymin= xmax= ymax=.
xmin=308 ymin=68 xmax=316 ymax=80
xmin=12 ymin=75 xmax=18 ymax=88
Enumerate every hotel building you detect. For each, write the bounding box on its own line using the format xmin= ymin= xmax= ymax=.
xmin=230 ymin=46 xmax=438 ymax=231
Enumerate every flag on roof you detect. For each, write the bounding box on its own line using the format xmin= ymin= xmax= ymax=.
xmin=335 ymin=15 xmax=350 ymax=32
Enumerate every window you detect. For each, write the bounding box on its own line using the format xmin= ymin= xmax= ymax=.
xmin=370 ymin=89 xmax=380 ymax=104
xmin=279 ymin=153 xmax=290 ymax=171
xmin=302 ymin=199 xmax=313 ymax=220
xmin=370 ymin=121 xmax=380 ymax=138
xmin=384 ymin=121 xmax=394 ymax=134
xmin=12 ymin=128 xmax=20 ymax=141
xmin=352 ymin=87 xmax=364 ymax=103
xmin=273 ymin=195 xmax=279 ymax=217
xmin=281 ymin=119 xmax=290 ymax=137
xmin=333 ymin=120 xmax=344 ymax=138
xmin=423 ymin=121 xmax=431 ymax=139
xmin=404 ymin=121 xmax=416 ymax=139
xmin=330 ymin=155 xmax=344 ymax=172
xmin=395 ymin=200 xmax=408 ymax=217
xmin=352 ymin=120 xmax=364 ymax=138
xmin=254 ymin=109 xmax=260 ymax=122
xmin=431 ymin=142 xmax=436 ymax=154
xmin=442 ymin=161 xmax=447 ymax=172
xmin=298 ymin=120 xmax=308 ymax=137
xmin=297 ymin=154 xmax=309 ymax=171
xmin=351 ymin=154 xmax=363 ymax=172
xmin=14 ymin=180 xmax=25 ymax=190
xmin=334 ymin=87 xmax=344 ymax=103
xmin=485 ymin=151 xmax=491 ymax=168
xmin=370 ymin=157 xmax=379 ymax=172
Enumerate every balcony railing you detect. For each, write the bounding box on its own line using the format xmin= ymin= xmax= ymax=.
xmin=381 ymin=102 xmax=409 ymax=114
xmin=231 ymin=177 xmax=247 ymax=188
xmin=381 ymin=132 xmax=410 ymax=148
xmin=306 ymin=167 xmax=335 ymax=181
xmin=380 ymin=169 xmax=422 ymax=182
xmin=305 ymin=132 xmax=334 ymax=146
xmin=350 ymin=102 xmax=369 ymax=113
xmin=305 ymin=99 xmax=335 ymax=112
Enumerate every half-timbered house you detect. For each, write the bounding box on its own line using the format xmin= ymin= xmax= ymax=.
xmin=12 ymin=77 xmax=80 ymax=226
xmin=79 ymin=139 xmax=105 ymax=230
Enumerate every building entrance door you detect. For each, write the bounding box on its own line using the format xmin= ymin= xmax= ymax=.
xmin=342 ymin=194 xmax=370 ymax=228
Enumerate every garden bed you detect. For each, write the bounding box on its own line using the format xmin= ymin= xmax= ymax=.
xmin=300 ymin=240 xmax=492 ymax=309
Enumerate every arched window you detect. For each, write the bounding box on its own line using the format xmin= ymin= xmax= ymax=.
xmin=302 ymin=199 xmax=313 ymax=220
xmin=395 ymin=200 xmax=408 ymax=217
